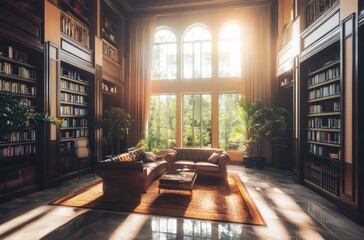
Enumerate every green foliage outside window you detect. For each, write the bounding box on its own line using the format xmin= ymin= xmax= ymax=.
xmin=183 ymin=94 xmax=211 ymax=148
xmin=218 ymin=93 xmax=241 ymax=150
xmin=146 ymin=95 xmax=177 ymax=151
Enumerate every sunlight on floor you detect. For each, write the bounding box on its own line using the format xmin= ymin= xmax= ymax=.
xmin=267 ymin=189 xmax=325 ymax=239
xmin=0 ymin=206 xmax=88 ymax=239
xmin=109 ymin=214 xmax=150 ymax=240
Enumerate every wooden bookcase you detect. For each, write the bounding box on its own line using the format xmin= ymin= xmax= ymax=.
xmin=0 ymin=0 xmax=44 ymax=199
xmin=101 ymin=0 xmax=122 ymax=64
xmin=305 ymin=0 xmax=339 ymax=28
xmin=60 ymin=0 xmax=90 ymax=49
xmin=59 ymin=62 xmax=93 ymax=177
xmin=300 ymin=42 xmax=341 ymax=198
xmin=0 ymin=39 xmax=42 ymax=197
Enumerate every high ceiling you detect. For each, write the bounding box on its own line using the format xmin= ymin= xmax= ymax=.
xmin=115 ymin=0 xmax=274 ymax=15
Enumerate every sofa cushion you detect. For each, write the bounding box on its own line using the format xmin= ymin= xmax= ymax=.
xmin=195 ymin=162 xmax=220 ymax=173
xmin=207 ymin=152 xmax=221 ymax=164
xmin=174 ymin=148 xmax=223 ymax=162
xmin=143 ymin=152 xmax=157 ymax=163
xmin=173 ymin=160 xmax=196 ymax=169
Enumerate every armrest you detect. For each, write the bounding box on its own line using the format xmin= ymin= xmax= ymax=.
xmin=164 ymin=150 xmax=177 ymax=169
xmin=218 ymin=152 xmax=230 ymax=167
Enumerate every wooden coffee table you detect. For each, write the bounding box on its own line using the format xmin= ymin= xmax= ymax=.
xmin=158 ymin=169 xmax=197 ymax=195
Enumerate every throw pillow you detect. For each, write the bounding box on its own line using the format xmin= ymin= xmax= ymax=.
xmin=207 ymin=152 xmax=221 ymax=164
xmin=143 ymin=152 xmax=157 ymax=163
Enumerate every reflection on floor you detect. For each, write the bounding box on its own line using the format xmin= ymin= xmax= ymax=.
xmin=1 ymin=165 xmax=364 ymax=239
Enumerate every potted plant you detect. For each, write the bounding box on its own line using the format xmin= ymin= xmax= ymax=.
xmin=0 ymin=94 xmax=62 ymax=138
xmin=230 ymin=96 xmax=290 ymax=168
xmin=97 ymin=107 xmax=132 ymax=157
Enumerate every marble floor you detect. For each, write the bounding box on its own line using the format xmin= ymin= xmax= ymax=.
xmin=1 ymin=165 xmax=364 ymax=240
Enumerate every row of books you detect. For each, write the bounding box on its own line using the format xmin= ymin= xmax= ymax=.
xmin=60 ymin=140 xmax=75 ymax=151
xmin=304 ymin=160 xmax=339 ymax=195
xmin=0 ymin=61 xmax=37 ymax=80
xmin=308 ymin=143 xmax=339 ymax=158
xmin=0 ymin=45 xmax=28 ymax=63
xmin=61 ymin=67 xmax=88 ymax=83
xmin=60 ymin=106 xmax=87 ymax=116
xmin=102 ymin=41 xmax=119 ymax=63
xmin=308 ymin=117 xmax=341 ymax=129
xmin=308 ymin=83 xmax=340 ymax=100
xmin=61 ymin=118 xmax=88 ymax=128
xmin=308 ymin=65 xmax=340 ymax=87
xmin=0 ymin=79 xmax=36 ymax=96
xmin=102 ymin=82 xmax=117 ymax=93
xmin=0 ymin=130 xmax=36 ymax=144
xmin=307 ymin=131 xmax=340 ymax=144
xmin=61 ymin=11 xmax=90 ymax=48
xmin=61 ymin=129 xmax=89 ymax=139
xmin=308 ymin=102 xmax=340 ymax=114
xmin=60 ymin=92 xmax=87 ymax=104
xmin=0 ymin=144 xmax=36 ymax=158
xmin=306 ymin=0 xmax=339 ymax=27
xmin=60 ymin=80 xmax=87 ymax=93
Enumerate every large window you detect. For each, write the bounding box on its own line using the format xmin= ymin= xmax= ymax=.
xmin=218 ymin=22 xmax=241 ymax=77
xmin=148 ymin=95 xmax=177 ymax=149
xmin=183 ymin=26 xmax=212 ymax=79
xmin=183 ymin=94 xmax=212 ymax=147
xmin=218 ymin=93 xmax=241 ymax=150
xmin=152 ymin=28 xmax=177 ymax=80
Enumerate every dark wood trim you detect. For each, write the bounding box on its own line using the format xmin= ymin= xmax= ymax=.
xmin=340 ymin=13 xmax=356 ymax=203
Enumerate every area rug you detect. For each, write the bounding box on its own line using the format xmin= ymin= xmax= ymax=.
xmin=50 ymin=174 xmax=266 ymax=225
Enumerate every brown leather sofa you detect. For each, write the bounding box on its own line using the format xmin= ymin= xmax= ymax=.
xmin=165 ymin=148 xmax=230 ymax=181
xmin=96 ymin=148 xmax=168 ymax=204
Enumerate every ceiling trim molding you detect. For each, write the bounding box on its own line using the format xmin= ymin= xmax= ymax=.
xmin=117 ymin=0 xmax=274 ymax=16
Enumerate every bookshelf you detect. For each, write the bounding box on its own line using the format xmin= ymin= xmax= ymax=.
xmin=301 ymin=42 xmax=341 ymax=197
xmin=305 ymin=0 xmax=339 ymax=28
xmin=59 ymin=0 xmax=91 ymax=49
xmin=0 ymin=39 xmax=41 ymax=197
xmin=59 ymin=63 xmax=92 ymax=176
xmin=101 ymin=0 xmax=122 ymax=64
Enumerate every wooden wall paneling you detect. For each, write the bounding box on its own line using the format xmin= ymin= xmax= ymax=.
xmin=338 ymin=12 xmax=361 ymax=222
xmin=0 ymin=1 xmax=43 ymax=51
xmin=95 ymin=65 xmax=103 ymax=161
xmin=43 ymin=41 xmax=62 ymax=187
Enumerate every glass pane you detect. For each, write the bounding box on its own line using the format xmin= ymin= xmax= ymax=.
xmin=183 ymin=94 xmax=211 ymax=147
xmin=183 ymin=26 xmax=211 ymax=79
xmin=218 ymin=93 xmax=241 ymax=150
xmin=152 ymin=29 xmax=177 ymax=80
xmin=148 ymin=95 xmax=177 ymax=149
xmin=218 ymin=23 xmax=241 ymax=78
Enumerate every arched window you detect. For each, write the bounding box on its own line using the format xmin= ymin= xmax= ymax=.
xmin=152 ymin=28 xmax=177 ymax=80
xmin=218 ymin=22 xmax=241 ymax=77
xmin=183 ymin=25 xmax=212 ymax=79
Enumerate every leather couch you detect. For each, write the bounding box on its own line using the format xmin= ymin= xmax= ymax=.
xmin=165 ymin=148 xmax=230 ymax=181
xmin=96 ymin=148 xmax=168 ymax=204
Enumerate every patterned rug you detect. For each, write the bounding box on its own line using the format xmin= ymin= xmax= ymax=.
xmin=50 ymin=174 xmax=266 ymax=225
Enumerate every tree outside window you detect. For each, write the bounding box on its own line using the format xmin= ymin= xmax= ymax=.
xmin=218 ymin=93 xmax=241 ymax=150
xmin=152 ymin=28 xmax=177 ymax=80
xmin=183 ymin=94 xmax=212 ymax=147
xmin=148 ymin=95 xmax=177 ymax=149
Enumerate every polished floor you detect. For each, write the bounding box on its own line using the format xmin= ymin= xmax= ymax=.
xmin=1 ymin=165 xmax=364 ymax=240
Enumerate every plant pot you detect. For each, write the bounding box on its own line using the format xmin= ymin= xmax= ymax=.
xmin=254 ymin=157 xmax=266 ymax=169
xmin=244 ymin=156 xmax=255 ymax=168
xmin=244 ymin=156 xmax=266 ymax=169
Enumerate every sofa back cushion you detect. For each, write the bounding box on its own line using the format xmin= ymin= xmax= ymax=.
xmin=174 ymin=148 xmax=223 ymax=162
